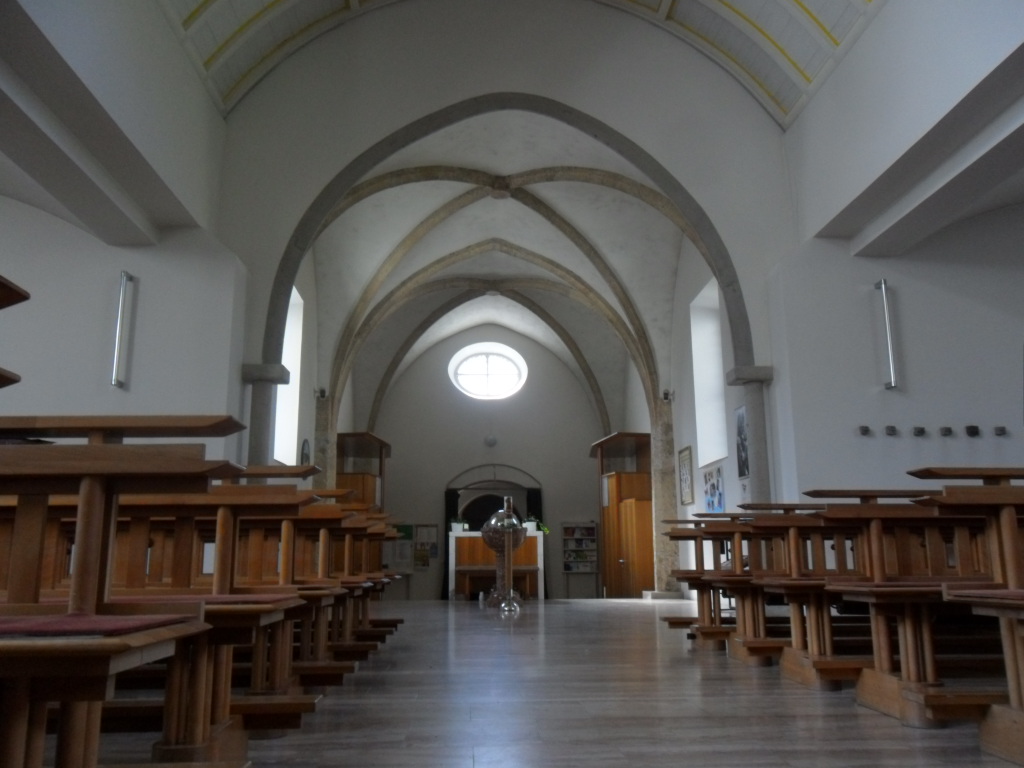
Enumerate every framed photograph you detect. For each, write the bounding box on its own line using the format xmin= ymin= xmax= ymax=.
xmin=735 ymin=405 xmax=750 ymax=479
xmin=678 ymin=446 xmax=694 ymax=505
xmin=703 ymin=462 xmax=725 ymax=514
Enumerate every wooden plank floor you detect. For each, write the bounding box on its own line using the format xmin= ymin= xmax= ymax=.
xmin=96 ymin=599 xmax=1011 ymax=767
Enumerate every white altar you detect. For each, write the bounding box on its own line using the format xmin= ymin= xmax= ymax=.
xmin=447 ymin=528 xmax=545 ymax=600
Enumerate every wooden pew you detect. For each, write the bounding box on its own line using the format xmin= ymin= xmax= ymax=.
xmin=103 ymin=483 xmax=328 ymax=744
xmin=0 ymin=437 xmax=242 ymax=768
xmin=0 ymin=609 xmax=212 ymax=768
xmin=817 ymin=503 xmax=1004 ymax=727
xmin=0 ymin=451 xmax=332 ymax=759
xmin=944 ymin=587 xmax=1024 ymax=765
xmin=910 ymin=469 xmax=1024 ymax=761
xmin=743 ymin=509 xmax=874 ymax=689
xmin=291 ymin=503 xmax=398 ymax=660
xmin=665 ymin=518 xmax=753 ymax=651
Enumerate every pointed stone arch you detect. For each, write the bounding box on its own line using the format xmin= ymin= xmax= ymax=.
xmin=253 ymin=92 xmax=770 ymax=517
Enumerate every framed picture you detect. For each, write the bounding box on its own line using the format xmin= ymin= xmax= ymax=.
xmin=703 ymin=462 xmax=725 ymax=514
xmin=678 ymin=446 xmax=694 ymax=505
xmin=735 ymin=405 xmax=750 ymax=479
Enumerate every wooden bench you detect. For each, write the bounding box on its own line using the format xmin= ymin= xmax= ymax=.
xmin=911 ymin=469 xmax=1024 ymax=762
xmin=743 ymin=510 xmax=873 ymax=688
xmin=666 ymin=515 xmax=785 ymax=651
xmin=0 ymin=611 xmax=210 ymax=768
xmin=98 ymin=692 xmax=321 ymax=733
xmin=0 ymin=420 xmax=394 ymax=765
xmin=290 ymin=503 xmax=404 ymax=657
xmin=942 ymin=588 xmax=1024 ymax=764
xmin=803 ymin=499 xmax=1003 ymax=726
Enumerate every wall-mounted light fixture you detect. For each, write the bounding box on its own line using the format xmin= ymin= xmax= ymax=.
xmin=875 ymin=279 xmax=898 ymax=390
xmin=110 ymin=270 xmax=136 ymax=388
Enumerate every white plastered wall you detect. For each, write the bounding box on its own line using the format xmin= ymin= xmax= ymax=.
xmin=374 ymin=325 xmax=603 ymax=600
xmin=768 ymin=206 xmax=1024 ymax=492
xmin=16 ymin=0 xmax=227 ymax=229
xmin=0 ymin=198 xmax=248 ymax=461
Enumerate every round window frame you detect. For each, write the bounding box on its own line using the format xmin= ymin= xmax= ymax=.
xmin=447 ymin=342 xmax=528 ymax=400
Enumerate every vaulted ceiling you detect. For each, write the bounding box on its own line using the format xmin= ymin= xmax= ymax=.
xmin=157 ymin=0 xmax=884 ymax=127
xmin=5 ymin=1 xmax=1022 ymax=440
xmin=154 ymin=0 xmax=885 ymax=430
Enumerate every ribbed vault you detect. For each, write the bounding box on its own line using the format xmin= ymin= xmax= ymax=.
xmin=251 ymin=91 xmax=770 ymax=514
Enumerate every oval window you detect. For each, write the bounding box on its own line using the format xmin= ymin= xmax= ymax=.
xmin=448 ymin=342 xmax=528 ymax=400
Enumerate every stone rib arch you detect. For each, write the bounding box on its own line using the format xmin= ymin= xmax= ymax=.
xmin=328 ymin=236 xmax=650 ymax=414
xmin=263 ymin=94 xmax=754 ymax=370
xmin=509 ymin=186 xmax=658 ymax=383
xmin=325 ymin=172 xmax=660 ymax=405
xmin=332 ymin=275 xmax=645 ymax=437
xmin=329 ymin=233 xmax=655 ymax=408
xmin=256 ymin=92 xmax=767 ymax=502
xmin=313 ymin=164 xmax=690 ymax=395
xmin=318 ymin=165 xmax=689 ymax=244
xmin=363 ymin=288 xmax=612 ymax=435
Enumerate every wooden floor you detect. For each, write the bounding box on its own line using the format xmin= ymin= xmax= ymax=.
xmin=95 ymin=599 xmax=1011 ymax=767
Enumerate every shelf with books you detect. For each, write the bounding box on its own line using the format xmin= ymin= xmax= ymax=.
xmin=561 ymin=522 xmax=598 ymax=573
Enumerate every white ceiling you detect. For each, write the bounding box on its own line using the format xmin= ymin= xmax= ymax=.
xmin=3 ymin=0 xmax=1023 ymax=434
xmin=155 ymin=0 xmax=885 ymax=127
xmin=314 ymin=106 xmax=686 ymax=429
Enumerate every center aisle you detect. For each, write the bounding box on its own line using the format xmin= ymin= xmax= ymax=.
xmin=244 ymin=599 xmax=1002 ymax=767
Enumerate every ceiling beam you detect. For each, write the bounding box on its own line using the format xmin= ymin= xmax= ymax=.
xmin=0 ymin=1 xmax=194 ymax=245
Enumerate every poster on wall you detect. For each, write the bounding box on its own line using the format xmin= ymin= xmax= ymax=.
xmin=382 ymin=524 xmax=414 ymax=574
xmin=735 ymin=405 xmax=750 ymax=479
xmin=703 ymin=462 xmax=725 ymax=514
xmin=414 ymin=524 xmax=438 ymax=571
xmin=413 ymin=545 xmax=430 ymax=570
xmin=678 ymin=446 xmax=694 ymax=505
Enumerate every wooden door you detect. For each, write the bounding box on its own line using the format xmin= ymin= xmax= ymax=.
xmin=618 ymin=499 xmax=654 ymax=597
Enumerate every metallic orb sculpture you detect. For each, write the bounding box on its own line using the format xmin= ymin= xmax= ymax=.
xmin=480 ymin=495 xmax=526 ymax=614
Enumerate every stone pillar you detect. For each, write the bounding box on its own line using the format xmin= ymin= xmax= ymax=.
xmin=726 ymin=366 xmax=773 ymax=503
xmin=313 ymin=395 xmax=336 ymax=490
xmin=243 ymin=363 xmax=290 ymax=466
xmin=650 ymin=398 xmax=680 ymax=592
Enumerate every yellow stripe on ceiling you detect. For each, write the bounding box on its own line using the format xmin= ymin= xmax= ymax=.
xmin=791 ymin=0 xmax=840 ymax=46
xmin=221 ymin=4 xmax=352 ymax=107
xmin=204 ymin=0 xmax=289 ymax=71
xmin=667 ymin=7 xmax=790 ymax=115
xmin=182 ymin=0 xmax=218 ymax=31
xmin=717 ymin=0 xmax=812 ymax=84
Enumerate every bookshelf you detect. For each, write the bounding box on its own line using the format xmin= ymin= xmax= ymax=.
xmin=562 ymin=522 xmax=598 ymax=573
xmin=562 ymin=521 xmax=599 ymax=597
